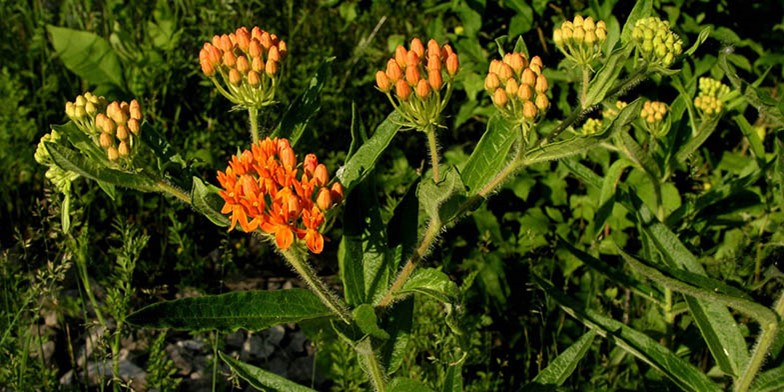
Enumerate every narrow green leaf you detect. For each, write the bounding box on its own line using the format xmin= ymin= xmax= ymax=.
xmin=442 ymin=361 xmax=464 ymax=392
xmin=47 ymin=25 xmax=124 ymax=87
xmin=191 ymin=176 xmax=230 ymax=227
xmin=219 ymin=352 xmax=316 ymax=392
xmin=388 ymin=377 xmax=436 ymax=392
xmin=352 ymin=304 xmax=390 ymax=340
xmin=460 ymin=114 xmax=517 ymax=195
xmin=675 ymin=114 xmax=722 ymax=163
xmin=618 ymin=129 xmax=661 ymax=178
xmin=52 ymin=122 xmax=108 ymax=163
xmin=275 ymin=57 xmax=334 ymax=146
xmin=584 ymin=45 xmax=634 ymax=107
xmin=126 ymin=289 xmax=333 ymax=331
xmin=387 ymin=179 xmax=420 ymax=270
xmin=45 ymin=142 xmax=157 ymax=192
xmin=559 ymin=240 xmax=662 ymax=304
xmin=593 ymin=159 xmax=632 ymax=238
xmin=562 ymin=158 xmax=602 ymax=190
xmin=750 ymin=364 xmax=784 ymax=392
xmin=396 ymin=268 xmax=458 ymax=304
xmin=734 ymin=115 xmax=765 ymax=161
xmin=685 ymin=26 xmax=712 ymax=56
xmin=530 ymin=330 xmax=596 ymax=386
xmin=533 ymin=275 xmax=722 ymax=392
xmin=380 ymin=297 xmax=414 ymax=375
xmin=417 ymin=166 xmax=467 ymax=224
xmin=336 ymin=111 xmax=403 ymax=191
xmin=620 ymin=0 xmax=652 ymax=45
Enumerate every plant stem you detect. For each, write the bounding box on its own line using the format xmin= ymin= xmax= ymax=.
xmin=734 ymin=291 xmax=784 ymax=392
xmin=156 ymin=180 xmax=191 ymax=205
xmin=377 ymin=218 xmax=441 ymax=308
xmin=581 ymin=66 xmax=591 ymax=109
xmin=280 ymin=249 xmax=352 ymax=324
xmin=112 ymin=323 xmax=122 ymax=392
xmin=249 ymin=107 xmax=260 ymax=143
xmin=357 ymin=339 xmax=387 ymax=392
xmin=425 ymin=127 xmax=440 ymax=182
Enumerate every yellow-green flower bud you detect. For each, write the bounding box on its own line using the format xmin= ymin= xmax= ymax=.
xmin=554 ymin=15 xmax=609 ymax=66
xmin=580 ymin=118 xmax=603 ymax=136
xmin=632 ymin=17 xmax=683 ymax=68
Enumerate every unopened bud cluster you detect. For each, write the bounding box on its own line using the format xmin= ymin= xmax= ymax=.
xmin=376 ymin=38 xmax=459 ymax=130
xmin=217 ymin=137 xmax=344 ymax=254
xmin=631 ymin=17 xmax=683 ymax=67
xmin=603 ymin=101 xmax=628 ymax=120
xmin=65 ymin=92 xmax=107 ymax=134
xmin=694 ymin=77 xmax=730 ymax=117
xmin=95 ymin=100 xmax=143 ymax=162
xmin=484 ymin=52 xmax=549 ymax=135
xmin=553 ymin=15 xmax=608 ymax=65
xmin=34 ymin=130 xmax=80 ymax=193
xmin=200 ymin=26 xmax=287 ymax=108
xmin=580 ymin=118 xmax=604 ymax=136
xmin=640 ymin=100 xmax=669 ymax=137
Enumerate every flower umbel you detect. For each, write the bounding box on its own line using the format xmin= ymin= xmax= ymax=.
xmin=631 ymin=17 xmax=683 ymax=68
xmin=553 ymin=15 xmax=608 ymax=66
xmin=216 ymin=137 xmax=343 ymax=254
xmin=484 ymin=52 xmax=550 ymax=140
xmin=640 ymin=100 xmax=670 ymax=137
xmin=694 ymin=77 xmax=731 ymax=117
xmin=199 ymin=26 xmax=287 ymax=109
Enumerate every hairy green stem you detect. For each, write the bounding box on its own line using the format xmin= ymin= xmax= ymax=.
xmin=377 ymin=218 xmax=441 ymax=308
xmin=280 ymin=249 xmax=352 ymax=324
xmin=156 ymin=180 xmax=191 ymax=205
xmin=249 ymin=107 xmax=260 ymax=144
xmin=425 ymin=127 xmax=441 ymax=183
xmin=112 ymin=323 xmax=122 ymax=392
xmin=358 ymin=339 xmax=387 ymax=392
xmin=581 ymin=66 xmax=591 ymax=109
xmin=735 ymin=291 xmax=784 ymax=392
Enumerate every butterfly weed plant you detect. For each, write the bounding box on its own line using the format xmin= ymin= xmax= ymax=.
xmin=28 ymin=1 xmax=784 ymax=390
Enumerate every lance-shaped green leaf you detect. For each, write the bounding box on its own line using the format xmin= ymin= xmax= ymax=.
xmin=219 ymin=351 xmax=316 ymax=392
xmin=533 ymin=275 xmax=721 ymax=392
xmin=352 ymin=304 xmax=390 ymax=340
xmin=460 ymin=114 xmax=518 ymax=194
xmin=620 ymin=250 xmax=777 ymax=327
xmin=47 ymin=25 xmax=124 ymax=87
xmin=734 ymin=115 xmax=765 ymax=161
xmin=584 ymin=45 xmax=634 ymax=107
xmin=522 ymin=100 xmax=643 ymax=167
xmin=620 ymin=0 xmax=652 ymax=45
xmin=336 ymin=111 xmax=403 ymax=192
xmin=559 ymin=239 xmax=662 ymax=304
xmin=274 ymin=57 xmax=334 ymax=146
xmin=380 ymin=297 xmax=414 ymax=375
xmin=191 ymin=176 xmax=229 ymax=227
xmin=418 ymin=166 xmax=467 ymax=224
xmin=675 ymin=114 xmax=722 ymax=163
xmin=52 ymin=122 xmax=108 ymax=163
xmin=442 ymin=360 xmax=464 ymax=392
xmin=527 ymin=330 xmax=596 ymax=387
xmin=45 ymin=142 xmax=158 ymax=192
xmin=388 ymin=377 xmax=436 ymax=392
xmin=593 ymin=159 xmax=632 ymax=238
xmin=750 ymin=364 xmax=784 ymax=392
xmin=632 ymin=196 xmax=752 ymax=376
xmin=126 ymin=289 xmax=333 ymax=331
xmin=562 ymin=157 xmax=602 ymax=190
xmin=396 ymin=268 xmax=458 ymax=304
xmin=684 ymin=26 xmax=712 ymax=57
xmin=617 ymin=129 xmax=661 ymax=179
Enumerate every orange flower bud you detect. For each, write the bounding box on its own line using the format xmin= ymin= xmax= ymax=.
xmin=395 ymin=45 xmax=407 ymax=68
xmin=200 ymin=57 xmax=215 ymax=77
xmin=268 ymin=45 xmax=280 ymax=62
xmin=502 ymin=53 xmax=514 ymax=66
xmin=497 ymin=63 xmax=513 ymax=82
xmin=505 ymin=78 xmax=519 ymax=97
xmin=316 ymin=187 xmax=332 ymax=210
xmin=489 ymin=59 xmax=502 ymax=75
xmin=330 ymin=182 xmax=344 ymax=204
xmin=396 ymin=79 xmax=412 ymax=101
xmin=280 ymin=146 xmax=296 ymax=169
xmin=484 ymin=73 xmax=501 ymax=91
xmin=95 ymin=113 xmax=107 ymax=130
xmin=249 ymin=39 xmax=262 ymax=58
xmin=116 ymin=124 xmax=129 ymax=141
xmin=442 ymin=44 xmax=454 ymax=58
xmin=313 ymin=164 xmax=329 ymax=187
xmin=102 ymin=117 xmax=117 ymax=135
xmin=287 ymin=194 xmax=301 ymax=215
xmin=406 ymin=50 xmax=419 ymax=68
xmin=416 ymin=79 xmax=431 ymax=98
xmin=118 ymin=141 xmax=130 ymax=157
xmin=252 ymin=56 xmax=264 ymax=72
xmin=229 ymin=68 xmax=242 ymax=86
xmin=446 ymin=53 xmax=459 ymax=76
xmin=523 ymin=100 xmax=538 ymax=119
xmin=107 ymin=101 xmax=121 ymax=123
xmin=427 ymin=39 xmax=440 ymax=57
xmin=236 ymin=55 xmax=251 ymax=74
xmin=260 ymin=31 xmax=272 ymax=49
xmin=129 ymin=100 xmax=141 ymax=120
xmin=428 ymin=69 xmax=443 ymax=90
xmin=211 ymin=35 xmax=221 ymax=48
xmin=127 ymin=118 xmax=141 ymax=135
xmin=304 ymin=154 xmax=318 ymax=175
xmin=107 ymin=146 xmax=119 ymax=161
xmin=248 ymin=70 xmax=261 ymax=87
xmin=535 ymin=94 xmax=549 ymax=111
xmin=427 ymin=53 xmax=441 ymax=71
xmin=277 ymin=41 xmax=287 ymax=57
xmin=219 ymin=34 xmax=233 ymax=52
xmin=529 ymin=56 xmax=543 ymax=74
xmin=376 ymin=71 xmax=392 ymax=92
xmin=223 ymin=50 xmax=237 ymax=68
xmin=535 ymin=74 xmax=549 ymax=93
xmin=207 ymin=45 xmax=221 ymax=65
xmin=251 ymin=26 xmax=263 ymax=41
xmin=521 ymin=68 xmax=536 ymax=87
xmin=410 ymin=37 xmax=425 ymax=58
xmin=385 ymin=59 xmax=402 ymax=82
xmin=265 ymin=59 xmax=278 ymax=76
xmin=509 ymin=53 xmax=526 ymax=74
xmin=99 ymin=132 xmax=113 ymax=148
xmin=492 ymin=88 xmax=508 ymax=107
xmin=517 ymin=84 xmax=533 ymax=101
xmin=405 ymin=65 xmax=420 ymax=86
xmin=236 ymin=27 xmax=251 ymax=51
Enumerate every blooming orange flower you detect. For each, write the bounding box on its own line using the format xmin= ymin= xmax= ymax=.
xmin=216 ymin=137 xmax=341 ymax=254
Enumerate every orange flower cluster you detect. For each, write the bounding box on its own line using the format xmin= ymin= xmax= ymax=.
xmin=217 ymin=137 xmax=343 ymax=254
xmin=199 ymin=26 xmax=287 ymax=108
xmin=484 ymin=52 xmax=550 ymax=126
xmin=95 ymin=100 xmax=143 ymax=161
